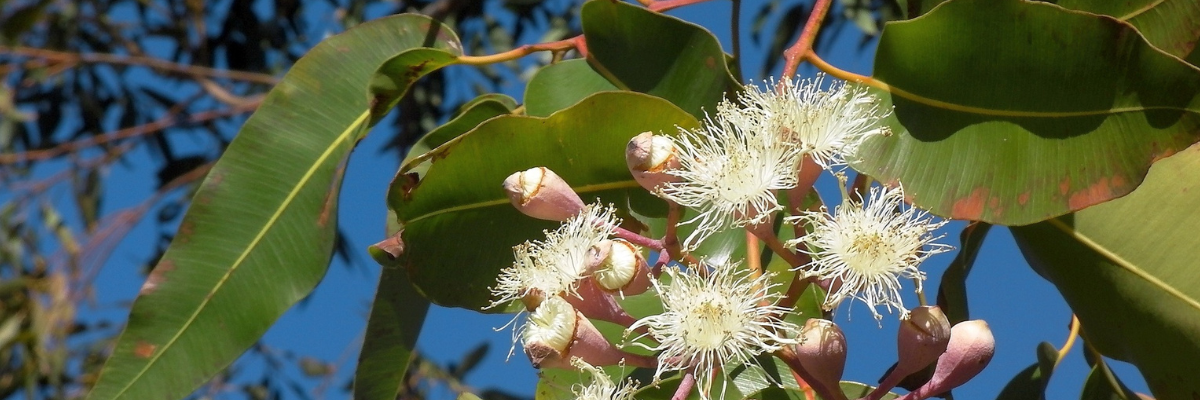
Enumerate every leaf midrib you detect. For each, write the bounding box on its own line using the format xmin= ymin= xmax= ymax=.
xmin=403 ymin=180 xmax=641 ymax=224
xmin=1048 ymin=218 xmax=1200 ymax=313
xmin=105 ymin=111 xmax=369 ymax=399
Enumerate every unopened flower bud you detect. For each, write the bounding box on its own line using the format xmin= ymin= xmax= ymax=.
xmin=565 ymin=277 xmax=638 ymax=328
xmin=591 ymin=239 xmax=651 ymax=295
xmin=899 ymin=320 xmax=994 ymax=400
xmin=522 ymin=296 xmax=655 ymax=370
xmin=897 ymin=306 xmax=951 ymax=375
xmin=626 ymin=132 xmax=681 ymax=194
xmin=503 ymin=167 xmax=584 ymax=221
xmin=868 ymin=306 xmax=951 ymax=400
xmin=794 ymin=319 xmax=848 ymax=399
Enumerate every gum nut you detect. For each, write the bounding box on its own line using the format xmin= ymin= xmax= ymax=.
xmin=503 ymin=167 xmax=584 ymax=221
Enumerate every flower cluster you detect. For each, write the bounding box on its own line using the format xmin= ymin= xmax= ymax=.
xmin=482 ymin=75 xmax=989 ymax=400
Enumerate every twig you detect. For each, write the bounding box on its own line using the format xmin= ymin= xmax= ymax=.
xmin=0 ymin=46 xmax=279 ymax=85
xmin=456 ymin=35 xmax=582 ymax=65
xmin=648 ymin=0 xmax=715 ymax=12
xmin=0 ymin=101 xmax=260 ymax=164
xmin=781 ymin=0 xmax=834 ymax=78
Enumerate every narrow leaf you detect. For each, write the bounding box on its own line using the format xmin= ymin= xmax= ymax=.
xmin=87 ymin=15 xmax=461 ymax=400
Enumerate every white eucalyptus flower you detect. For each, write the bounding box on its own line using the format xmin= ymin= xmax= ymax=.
xmin=626 ymin=263 xmax=798 ymax=400
xmin=729 ymin=75 xmax=889 ymax=170
xmin=787 ymin=184 xmax=952 ymax=320
xmin=488 ymin=204 xmax=619 ymax=310
xmin=661 ymin=111 xmax=802 ymax=250
xmin=571 ymin=359 xmax=638 ymax=400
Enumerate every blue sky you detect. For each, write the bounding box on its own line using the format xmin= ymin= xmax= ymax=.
xmin=77 ymin=0 xmax=1153 ymax=399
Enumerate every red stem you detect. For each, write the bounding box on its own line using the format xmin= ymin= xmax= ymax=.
xmin=649 ymin=0 xmax=715 ymax=12
xmin=781 ymin=0 xmax=834 ymax=78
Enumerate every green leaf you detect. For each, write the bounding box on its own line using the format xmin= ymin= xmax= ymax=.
xmin=839 ymin=382 xmax=900 ymax=400
xmin=524 ymin=59 xmax=618 ymax=118
xmin=1010 ymin=144 xmax=1200 ymax=399
xmin=389 ymin=92 xmax=698 ymax=310
xmin=936 ymin=222 xmax=991 ymax=324
xmin=1080 ymin=358 xmax=1142 ymax=400
xmin=354 ymin=215 xmax=430 ymax=400
xmin=852 ymin=0 xmax=1200 ymax=225
xmin=995 ymin=342 xmax=1061 ymax=400
xmin=581 ymin=0 xmax=741 ymax=118
xmin=400 ymin=93 xmax=518 ymax=177
xmin=86 ymin=15 xmax=461 ymax=400
xmin=1056 ymin=0 xmax=1200 ymax=63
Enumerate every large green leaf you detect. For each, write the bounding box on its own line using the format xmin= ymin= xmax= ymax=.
xmin=1010 ymin=144 xmax=1200 ymax=399
xmin=851 ymin=0 xmax=1200 ymax=225
xmin=524 ymin=59 xmax=618 ymax=118
xmin=399 ymin=93 xmax=518 ymax=177
xmin=1056 ymin=0 xmax=1200 ymax=63
xmin=389 ymin=92 xmax=698 ymax=310
xmin=86 ymin=15 xmax=461 ymax=400
xmin=580 ymin=0 xmax=740 ymax=119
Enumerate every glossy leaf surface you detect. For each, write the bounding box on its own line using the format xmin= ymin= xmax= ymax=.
xmin=524 ymin=59 xmax=618 ymax=118
xmin=581 ymin=0 xmax=740 ymax=118
xmin=1011 ymin=144 xmax=1200 ymax=399
xmin=389 ymin=92 xmax=698 ymax=310
xmin=86 ymin=15 xmax=461 ymax=400
xmin=1057 ymin=0 xmax=1200 ymax=63
xmin=853 ymin=0 xmax=1200 ymax=225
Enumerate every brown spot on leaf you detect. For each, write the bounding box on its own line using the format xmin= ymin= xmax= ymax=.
xmin=1017 ymin=191 xmax=1031 ymax=206
xmin=705 ymin=56 xmax=716 ymax=69
xmin=951 ymin=188 xmax=988 ymax=221
xmin=1059 ymin=177 xmax=1071 ymax=195
xmin=1068 ymin=177 xmax=1121 ymax=210
xmin=394 ymin=172 xmax=421 ymax=200
xmin=134 ymin=341 xmax=157 ymax=358
xmin=139 ymin=261 xmax=175 ymax=296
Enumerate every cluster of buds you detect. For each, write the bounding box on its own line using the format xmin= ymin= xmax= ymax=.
xmin=485 ymin=75 xmax=996 ymax=400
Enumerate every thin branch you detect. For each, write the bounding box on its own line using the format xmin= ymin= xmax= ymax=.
xmin=456 ymin=35 xmax=582 ymax=65
xmin=0 ymin=46 xmax=279 ymax=85
xmin=0 ymin=101 xmax=260 ymax=164
xmin=781 ymin=0 xmax=834 ymax=78
xmin=648 ymin=0 xmax=716 ymax=12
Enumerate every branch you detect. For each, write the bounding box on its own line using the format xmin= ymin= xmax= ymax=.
xmin=0 ymin=46 xmax=279 ymax=85
xmin=781 ymin=0 xmax=834 ymax=78
xmin=0 ymin=101 xmax=260 ymax=165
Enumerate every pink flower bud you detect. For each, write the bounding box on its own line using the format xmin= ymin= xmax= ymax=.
xmin=899 ymin=320 xmax=994 ymax=400
xmin=897 ymin=306 xmax=951 ymax=375
xmin=626 ymin=132 xmax=681 ymax=194
xmin=523 ymin=296 xmax=655 ymax=370
xmin=503 ymin=167 xmax=584 ymax=221
xmin=565 ymin=277 xmax=638 ymax=328
xmin=794 ymin=319 xmax=848 ymax=400
xmin=867 ymin=306 xmax=951 ymax=400
xmin=591 ymin=239 xmax=651 ymax=296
